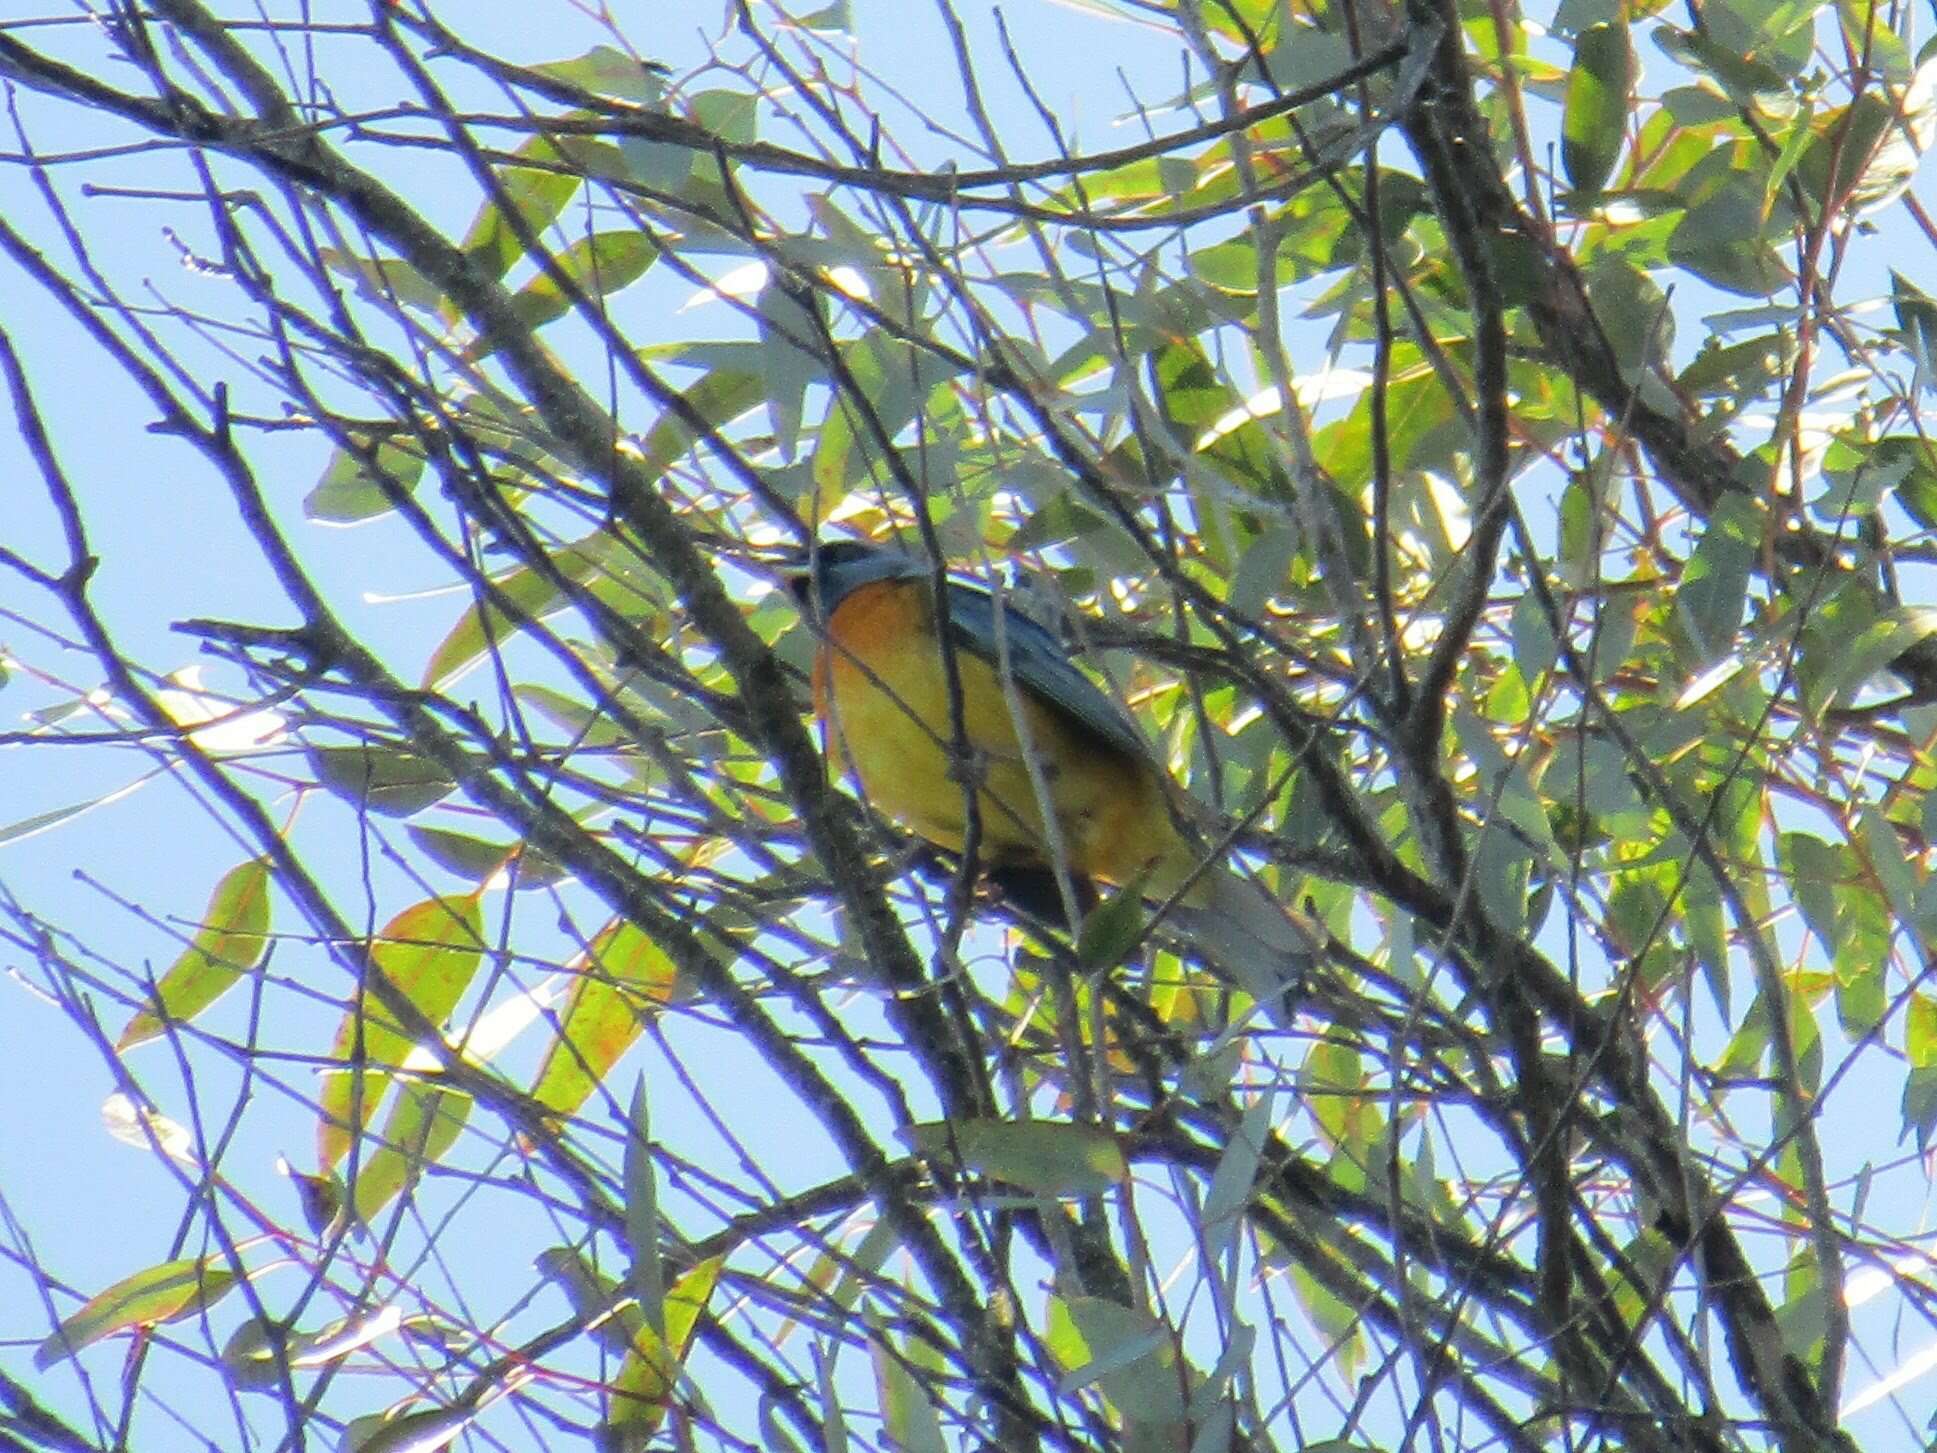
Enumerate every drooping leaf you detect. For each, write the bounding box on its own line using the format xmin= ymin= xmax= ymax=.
xmin=466 ymin=231 xmax=658 ymax=359
xmin=36 ymin=1257 xmax=239 ymax=1368
xmin=863 ymin=1302 xmax=949 ymax=1453
xmin=1674 ymin=495 xmax=1759 ymax=665
xmin=119 ymin=858 xmax=273 ymax=1049
xmin=319 ymin=895 xmax=485 ymax=1167
xmin=529 ymin=920 xmax=682 ymax=1118
xmin=1563 ymin=22 xmax=1637 ymax=194
xmin=1047 ymin=1293 xmax=1190 ymax=1427
xmin=349 ymin=1082 xmax=472 ymax=1224
xmin=603 ymin=1256 xmax=723 ymax=1447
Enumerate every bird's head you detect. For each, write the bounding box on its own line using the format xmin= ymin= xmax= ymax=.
xmin=782 ymin=539 xmax=925 ymax=620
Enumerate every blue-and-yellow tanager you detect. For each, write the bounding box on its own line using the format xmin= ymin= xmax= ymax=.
xmin=785 ymin=539 xmax=1317 ymax=1016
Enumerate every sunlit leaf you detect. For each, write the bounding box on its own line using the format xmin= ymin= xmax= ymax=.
xmin=420 ymin=526 xmax=666 ymax=691
xmin=345 ymin=1405 xmax=474 ymax=1453
xmin=119 ymin=858 xmax=273 ymax=1049
xmin=604 ymin=1256 xmax=723 ymax=1446
xmin=36 ymin=1257 xmax=239 ymax=1368
xmin=530 ymin=919 xmax=683 ymax=1117
xmin=457 ymin=135 xmax=585 ymax=283
xmin=465 ymin=231 xmax=657 ymax=359
xmin=349 ymin=1082 xmax=472 ymax=1224
xmin=533 ymin=45 xmax=670 ymax=105
xmin=319 ymin=895 xmax=485 ymax=1167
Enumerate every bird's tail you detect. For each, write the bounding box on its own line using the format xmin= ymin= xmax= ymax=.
xmin=1163 ymin=865 xmax=1319 ymax=1028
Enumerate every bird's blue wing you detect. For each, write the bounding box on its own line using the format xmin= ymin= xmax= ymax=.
xmin=941 ymin=580 xmax=1149 ymax=761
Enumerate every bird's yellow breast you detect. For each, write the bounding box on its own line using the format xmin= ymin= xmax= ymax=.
xmin=813 ymin=581 xmax=1176 ymax=886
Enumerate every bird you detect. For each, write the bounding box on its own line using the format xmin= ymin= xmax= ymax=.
xmin=783 ymin=537 xmax=1318 ymax=1021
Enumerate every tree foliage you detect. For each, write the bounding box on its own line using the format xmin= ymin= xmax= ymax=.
xmin=3 ymin=1 xmax=1937 ymax=1450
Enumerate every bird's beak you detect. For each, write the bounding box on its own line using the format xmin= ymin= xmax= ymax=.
xmin=773 ymin=547 xmax=816 ymax=608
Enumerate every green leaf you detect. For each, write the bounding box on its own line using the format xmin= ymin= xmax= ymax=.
xmin=1761 ymin=96 xmax=1818 ymax=215
xmin=305 ymin=433 xmax=427 ymax=524
xmin=794 ymin=1218 xmax=899 ymax=1338
xmin=308 ymin=742 xmax=458 ymax=818
xmin=1904 ymin=996 xmax=1937 ymax=1146
xmin=344 ymin=1405 xmax=473 ymax=1453
xmin=119 ymin=858 xmax=272 ymax=1049
xmin=1682 ymin=862 xmax=1730 ymax=1017
xmin=530 ymin=920 xmax=682 ymax=1117
xmin=1557 ymin=473 xmax=1599 ymax=588
xmin=468 ymin=231 xmax=657 ymax=358
xmin=420 ymin=527 xmax=667 ymax=691
xmin=36 ymin=1257 xmax=239 ymax=1368
xmin=1077 ymin=877 xmax=1151 ymax=969
xmin=282 ymin=1161 xmax=345 ymax=1236
xmin=1861 ymin=804 xmax=1920 ymax=929
xmin=457 ymin=135 xmax=585 ymax=283
xmin=900 ymin=1119 xmax=1128 ymax=1197
xmin=757 ymin=281 xmax=822 ymax=462
xmin=1798 ymin=61 xmax=1937 ymax=216
xmin=1677 ymin=332 xmax=1790 ymax=398
xmin=1908 ymin=993 xmax=1937 ymax=1070
xmin=1229 ymin=526 xmax=1298 ymax=619
xmin=1668 ymin=173 xmax=1791 ymax=297
xmin=536 ymin=1247 xmax=638 ymax=1353
xmin=631 ymin=367 xmax=767 ymax=484
xmin=319 ymin=894 xmax=486 ymax=1167
xmin=533 ymin=45 xmax=670 ymax=105
xmin=605 ymin=1256 xmax=723 ymax=1446
xmin=318 ymin=248 xmax=443 ymax=312
xmin=1661 ymin=83 xmax=1736 ymax=125
xmin=405 ymin=825 xmax=568 ymax=889
xmin=223 ymin=1304 xmax=408 ymax=1387
xmin=1510 ymin=591 xmax=1558 ymax=681
xmin=1563 ymin=23 xmax=1637 ymax=194
xmin=1302 ymin=1037 xmax=1378 ymax=1192
xmin=863 ymin=1304 xmax=948 ymax=1453
xmin=1586 ymin=256 xmax=1673 ymax=380
xmin=1901 ymin=1063 xmax=1937 ymax=1150
xmin=1048 ymin=1294 xmax=1190 ymax=1426
xmin=1780 ymin=832 xmax=1844 ymax=954
xmin=1832 ymin=869 xmax=1891 ymax=1039
xmin=689 ymin=89 xmax=757 ymax=144
xmin=1893 ymin=270 xmax=1937 ymax=370
xmin=1201 ymin=1091 xmax=1274 ymax=1255
xmin=1654 ymin=25 xmax=1790 ymax=100
xmin=1007 ymin=492 xmax=1112 ymax=553
xmin=625 ymin=1076 xmax=667 ymax=1342
xmin=1675 ymin=494 xmax=1759 ymax=664
xmin=349 ymin=1083 xmax=471 ymax=1224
